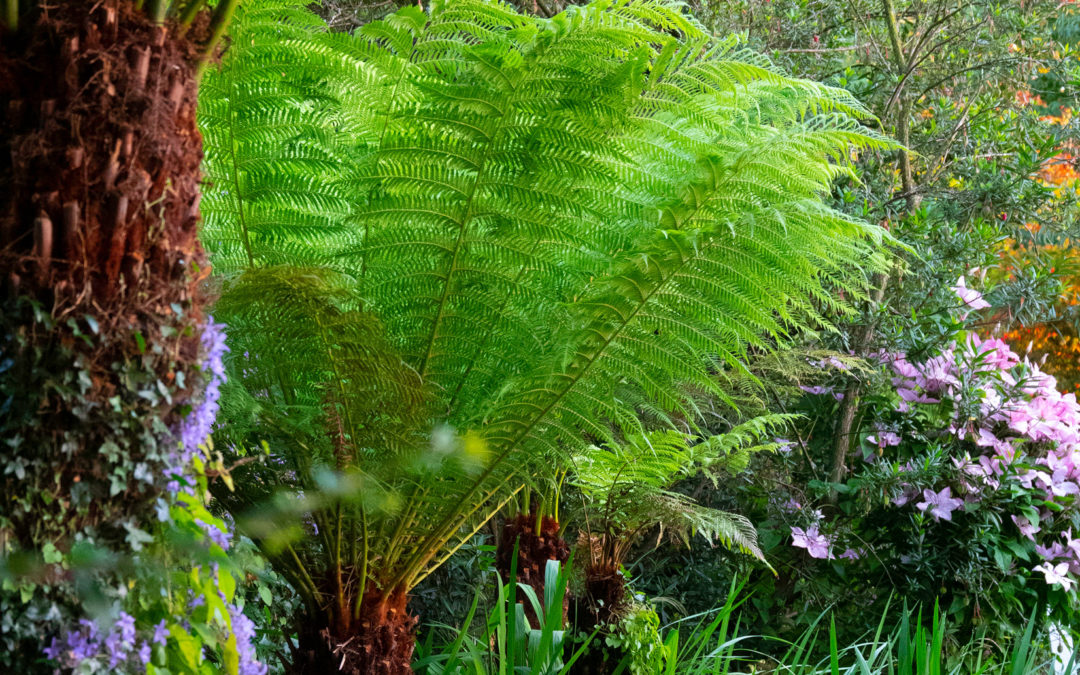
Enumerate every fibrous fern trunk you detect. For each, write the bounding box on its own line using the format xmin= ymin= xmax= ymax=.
xmin=0 ymin=1 xmax=205 ymax=541
xmin=495 ymin=512 xmax=570 ymax=624
xmin=1 ymin=1 xmax=204 ymax=304
xmin=293 ymin=582 xmax=417 ymax=675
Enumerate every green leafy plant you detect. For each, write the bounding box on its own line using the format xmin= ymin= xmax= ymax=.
xmin=568 ymin=417 xmax=794 ymax=634
xmin=414 ymin=557 xmax=591 ymax=675
xmin=199 ymin=0 xmax=892 ymax=669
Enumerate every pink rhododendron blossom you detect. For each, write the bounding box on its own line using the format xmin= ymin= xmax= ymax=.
xmin=791 ymin=524 xmax=835 ymax=559
xmin=915 ymin=487 xmax=964 ymax=522
xmin=965 ymin=333 xmax=1020 ymax=371
xmin=1033 ymin=562 xmax=1075 ymax=591
xmin=952 ymin=275 xmax=990 ymax=312
xmin=916 ymin=354 xmax=959 ymax=393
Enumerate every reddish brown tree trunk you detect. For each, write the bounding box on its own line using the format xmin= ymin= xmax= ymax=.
xmin=293 ymin=584 xmax=418 ymax=675
xmin=1 ymin=1 xmax=204 ymax=304
xmin=495 ymin=512 xmax=570 ymax=623
xmin=0 ymin=2 xmax=207 ymax=545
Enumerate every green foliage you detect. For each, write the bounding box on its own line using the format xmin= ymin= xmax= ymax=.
xmin=605 ymin=603 xmax=664 ymax=675
xmin=1 ymin=444 xmax=260 ymax=674
xmin=414 ymin=558 xmax=591 ymax=675
xmin=199 ymin=1 xmax=891 ymax=634
xmin=571 ymin=416 xmax=799 ymax=563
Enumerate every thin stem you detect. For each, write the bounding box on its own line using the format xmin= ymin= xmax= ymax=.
xmin=147 ymin=0 xmax=170 ymax=23
xmin=352 ymin=508 xmax=369 ymax=622
xmin=4 ymin=0 xmax=17 ymax=31
xmin=197 ymin=0 xmax=239 ymax=80
xmin=178 ymin=0 xmax=208 ymax=32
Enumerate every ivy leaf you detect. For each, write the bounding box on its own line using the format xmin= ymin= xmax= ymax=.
xmin=123 ymin=523 xmax=154 ymax=552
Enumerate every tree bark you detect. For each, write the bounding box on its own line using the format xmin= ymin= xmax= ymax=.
xmin=495 ymin=511 xmax=570 ymax=624
xmin=0 ymin=1 xmax=206 ymax=543
xmin=292 ymin=584 xmax=418 ymax=675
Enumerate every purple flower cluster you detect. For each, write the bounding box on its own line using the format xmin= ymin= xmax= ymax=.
xmin=167 ymin=317 xmax=229 ymax=492
xmin=43 ymin=613 xmax=150 ymax=671
xmin=42 ymin=319 xmax=266 ymax=674
xmin=880 ymin=329 xmax=1080 ymax=589
xmin=228 ymin=604 xmax=269 ymax=675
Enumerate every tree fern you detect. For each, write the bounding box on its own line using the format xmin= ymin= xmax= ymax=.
xmin=198 ymin=0 xmax=894 ymax=667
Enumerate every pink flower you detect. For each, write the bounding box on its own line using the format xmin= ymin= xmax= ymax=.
xmin=965 ymin=334 xmax=1019 ymax=371
xmin=915 ymin=487 xmax=964 ymax=522
xmin=953 ymin=275 xmax=990 ymax=312
xmin=1033 ymin=562 xmax=1075 ymax=591
xmin=868 ymin=431 xmax=901 ymax=447
xmin=1011 ymin=514 xmax=1041 ymax=541
xmin=915 ymin=354 xmax=958 ymax=394
xmin=791 ymin=524 xmax=835 ymax=559
xmin=800 ymin=385 xmax=832 ymax=396
xmin=1036 ymin=541 xmax=1068 ymax=561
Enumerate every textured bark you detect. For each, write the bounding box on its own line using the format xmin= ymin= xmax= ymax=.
xmin=1 ymin=1 xmax=205 ymax=307
xmin=0 ymin=2 xmax=207 ymax=544
xmin=292 ymin=585 xmax=417 ymax=675
xmin=495 ymin=512 xmax=570 ymax=623
xmin=571 ymin=562 xmax=629 ymax=675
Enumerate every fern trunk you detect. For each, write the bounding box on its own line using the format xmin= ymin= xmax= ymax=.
xmin=0 ymin=2 xmax=207 ymax=659
xmin=293 ymin=583 xmax=417 ymax=675
xmin=495 ymin=512 xmax=570 ymax=624
xmin=573 ymin=562 xmax=629 ymax=675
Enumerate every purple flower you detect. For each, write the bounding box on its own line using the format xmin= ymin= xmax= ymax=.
xmin=137 ymin=641 xmax=152 ymax=665
xmin=868 ymin=431 xmax=901 ymax=447
xmin=800 ymin=385 xmax=833 ymax=396
xmin=152 ymin=619 xmax=169 ymax=646
xmin=893 ymin=486 xmax=917 ymax=506
xmin=791 ymin=524 xmax=835 ymax=559
xmin=1036 ymin=541 xmax=1068 ymax=561
xmin=103 ymin=612 xmax=136 ymax=667
xmin=840 ymin=548 xmax=862 ymax=560
xmin=228 ymin=604 xmax=268 ymax=675
xmin=197 ymin=518 xmax=232 ymax=551
xmin=915 ymin=487 xmax=964 ymax=522
xmin=780 ymin=498 xmax=802 ymax=513
xmin=170 ymin=318 xmax=230 ymax=490
xmin=42 ymin=637 xmax=63 ymax=662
